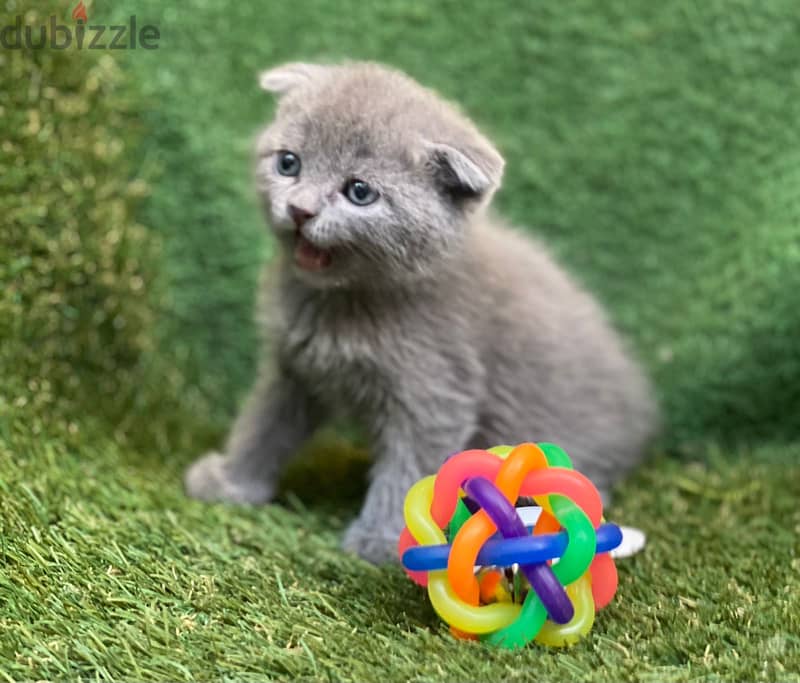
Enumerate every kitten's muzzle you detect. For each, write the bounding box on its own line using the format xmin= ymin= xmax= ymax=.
xmin=288 ymin=204 xmax=315 ymax=229
xmin=282 ymin=204 xmax=333 ymax=272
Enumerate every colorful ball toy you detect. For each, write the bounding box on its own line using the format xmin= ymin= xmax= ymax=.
xmin=397 ymin=442 xmax=623 ymax=649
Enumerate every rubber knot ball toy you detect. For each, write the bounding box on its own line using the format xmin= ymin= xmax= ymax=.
xmin=397 ymin=442 xmax=623 ymax=649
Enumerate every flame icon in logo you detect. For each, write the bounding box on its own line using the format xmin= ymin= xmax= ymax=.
xmin=72 ymin=1 xmax=88 ymax=22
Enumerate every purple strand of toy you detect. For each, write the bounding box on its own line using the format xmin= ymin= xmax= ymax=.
xmin=462 ymin=476 xmax=575 ymax=625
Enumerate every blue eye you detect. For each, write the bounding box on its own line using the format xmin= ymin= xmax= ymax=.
xmin=276 ymin=151 xmax=301 ymax=176
xmin=344 ymin=179 xmax=378 ymax=206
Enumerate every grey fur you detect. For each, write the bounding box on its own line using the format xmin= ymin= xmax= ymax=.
xmin=184 ymin=62 xmax=659 ymax=563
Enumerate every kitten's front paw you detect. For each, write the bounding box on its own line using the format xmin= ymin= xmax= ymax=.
xmin=184 ymin=451 xmax=274 ymax=504
xmin=342 ymin=519 xmax=399 ymax=565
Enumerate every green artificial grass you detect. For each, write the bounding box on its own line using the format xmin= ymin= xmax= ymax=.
xmin=2 ymin=425 xmax=799 ymax=681
xmin=2 ymin=0 xmax=800 ymax=680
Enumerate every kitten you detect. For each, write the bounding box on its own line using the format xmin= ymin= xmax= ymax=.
xmin=184 ymin=62 xmax=659 ymax=563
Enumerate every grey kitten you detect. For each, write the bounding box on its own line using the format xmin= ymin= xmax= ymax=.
xmin=184 ymin=62 xmax=659 ymax=563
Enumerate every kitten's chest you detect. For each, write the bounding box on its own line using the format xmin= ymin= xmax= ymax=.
xmin=278 ymin=293 xmax=391 ymax=406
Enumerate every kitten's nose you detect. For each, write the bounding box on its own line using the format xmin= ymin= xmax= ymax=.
xmin=288 ymin=204 xmax=315 ymax=229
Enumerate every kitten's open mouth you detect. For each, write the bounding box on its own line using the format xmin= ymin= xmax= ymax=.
xmin=294 ymin=230 xmax=332 ymax=272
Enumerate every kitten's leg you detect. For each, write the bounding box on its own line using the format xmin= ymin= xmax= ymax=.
xmin=184 ymin=373 xmax=320 ymax=504
xmin=342 ymin=402 xmax=477 ymax=564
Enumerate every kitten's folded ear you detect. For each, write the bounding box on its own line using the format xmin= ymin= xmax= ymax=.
xmin=423 ymin=139 xmax=505 ymax=201
xmin=258 ymin=62 xmax=329 ymax=95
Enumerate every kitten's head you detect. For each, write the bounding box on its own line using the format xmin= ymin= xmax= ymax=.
xmin=255 ymin=61 xmax=504 ymax=289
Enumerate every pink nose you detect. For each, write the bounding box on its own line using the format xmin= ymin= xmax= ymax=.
xmin=288 ymin=204 xmax=315 ymax=228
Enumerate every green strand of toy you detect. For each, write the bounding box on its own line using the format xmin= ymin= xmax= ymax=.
xmin=446 ymin=498 xmax=472 ymax=541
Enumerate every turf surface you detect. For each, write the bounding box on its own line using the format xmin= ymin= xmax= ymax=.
xmin=2 ymin=0 xmax=799 ymax=680
xmin=2 ymin=430 xmax=799 ymax=681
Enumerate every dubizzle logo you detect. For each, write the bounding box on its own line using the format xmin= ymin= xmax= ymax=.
xmin=0 ymin=2 xmax=161 ymax=50
xmin=71 ymin=1 xmax=88 ymax=23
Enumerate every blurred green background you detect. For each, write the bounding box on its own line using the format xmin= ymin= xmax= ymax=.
xmin=2 ymin=0 xmax=799 ymax=680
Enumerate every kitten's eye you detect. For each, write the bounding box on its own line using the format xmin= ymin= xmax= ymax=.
xmin=344 ymin=179 xmax=379 ymax=206
xmin=276 ymin=151 xmax=301 ymax=177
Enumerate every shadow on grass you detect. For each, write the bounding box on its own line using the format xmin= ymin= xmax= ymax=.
xmin=277 ymin=428 xmax=372 ymax=515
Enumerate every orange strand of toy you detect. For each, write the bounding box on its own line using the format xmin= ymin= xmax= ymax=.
xmin=447 ymin=443 xmax=549 ymax=603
